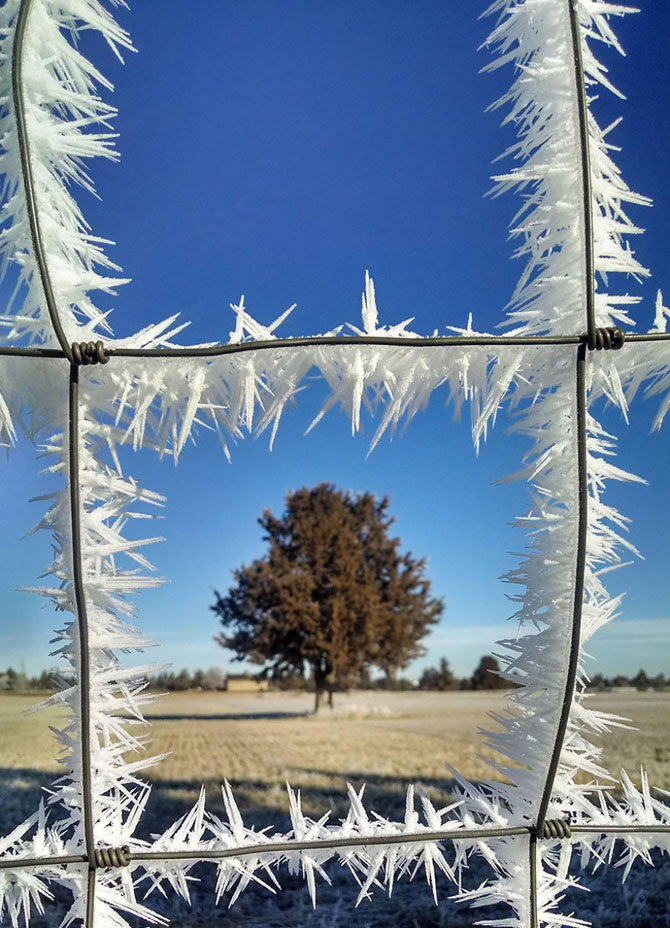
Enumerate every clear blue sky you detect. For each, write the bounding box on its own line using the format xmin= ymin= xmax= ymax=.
xmin=1 ymin=0 xmax=669 ymax=681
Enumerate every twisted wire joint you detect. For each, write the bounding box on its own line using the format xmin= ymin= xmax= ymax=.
xmin=71 ymin=340 xmax=109 ymax=365
xmin=540 ymin=819 xmax=572 ymax=840
xmin=587 ymin=327 xmax=625 ymax=351
xmin=93 ymin=846 xmax=131 ymax=869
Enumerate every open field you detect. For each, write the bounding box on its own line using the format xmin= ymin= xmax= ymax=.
xmin=1 ymin=689 xmax=669 ymax=926
xmin=1 ymin=689 xmax=669 ymax=833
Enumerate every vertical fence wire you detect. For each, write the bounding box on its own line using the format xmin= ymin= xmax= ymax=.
xmin=68 ymin=366 xmax=97 ymax=926
xmin=530 ymin=345 xmax=588 ymax=928
xmin=567 ymin=0 xmax=596 ymax=350
xmin=529 ymin=829 xmax=538 ymax=928
xmin=531 ymin=5 xmax=596 ymax=923
xmin=536 ymin=345 xmax=588 ymax=832
xmin=11 ymin=0 xmax=73 ymax=363
xmin=85 ymin=865 xmax=96 ymax=928
xmin=12 ymin=0 xmax=97 ymax=920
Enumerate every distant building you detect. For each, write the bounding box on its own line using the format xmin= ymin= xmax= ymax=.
xmin=226 ymin=674 xmax=268 ymax=693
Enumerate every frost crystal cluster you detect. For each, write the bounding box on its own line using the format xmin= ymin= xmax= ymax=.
xmin=0 ymin=1 xmax=669 ymax=926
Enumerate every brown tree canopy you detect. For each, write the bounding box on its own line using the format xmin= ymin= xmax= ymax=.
xmin=212 ymin=483 xmax=443 ymax=709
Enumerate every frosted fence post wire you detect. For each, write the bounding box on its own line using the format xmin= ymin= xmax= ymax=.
xmin=0 ymin=0 xmax=670 ymax=926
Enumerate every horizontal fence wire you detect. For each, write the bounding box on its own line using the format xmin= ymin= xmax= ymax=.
xmin=2 ymin=1 xmax=669 ymax=927
xmin=1 ymin=330 xmax=670 ymax=361
xmin=2 ymin=824 xmax=670 ymax=873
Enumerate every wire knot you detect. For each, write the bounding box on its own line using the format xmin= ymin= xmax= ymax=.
xmin=93 ymin=846 xmax=131 ymax=869
xmin=587 ymin=327 xmax=625 ymax=351
xmin=71 ymin=340 xmax=109 ymax=365
xmin=540 ymin=819 xmax=572 ymax=840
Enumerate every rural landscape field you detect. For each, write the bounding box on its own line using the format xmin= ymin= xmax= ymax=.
xmin=1 ymin=688 xmax=669 ymax=926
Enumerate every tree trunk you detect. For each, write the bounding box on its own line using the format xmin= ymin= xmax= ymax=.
xmin=313 ymin=664 xmax=325 ymax=713
xmin=326 ymin=668 xmax=335 ymax=709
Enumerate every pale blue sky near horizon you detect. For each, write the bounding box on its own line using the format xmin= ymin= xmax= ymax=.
xmin=1 ymin=0 xmax=669 ymax=682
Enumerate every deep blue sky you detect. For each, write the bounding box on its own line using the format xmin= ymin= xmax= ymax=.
xmin=1 ymin=0 xmax=669 ymax=681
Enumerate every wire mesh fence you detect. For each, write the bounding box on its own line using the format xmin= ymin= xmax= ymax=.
xmin=1 ymin=0 xmax=669 ymax=926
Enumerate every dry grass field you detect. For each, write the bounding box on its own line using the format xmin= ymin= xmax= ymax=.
xmin=1 ymin=688 xmax=669 ymax=833
xmin=2 ymin=688 xmax=669 ymax=926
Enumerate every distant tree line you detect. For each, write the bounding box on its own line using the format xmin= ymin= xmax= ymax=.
xmin=587 ymin=670 xmax=668 ymax=691
xmin=3 ymin=663 xmax=665 ymax=694
xmin=415 ymin=661 xmax=669 ymax=693
xmin=149 ymin=667 xmax=227 ymax=691
xmin=0 ymin=666 xmax=229 ymax=693
xmin=0 ymin=667 xmax=66 ymax=692
xmin=146 ymin=658 xmax=514 ymax=693
xmin=417 ymin=655 xmax=513 ymax=691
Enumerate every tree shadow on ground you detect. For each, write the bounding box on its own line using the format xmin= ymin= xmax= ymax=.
xmin=1 ymin=770 xmax=669 ymax=927
xmin=0 ymin=766 xmax=461 ymax=836
xmin=136 ymin=769 xmax=464 ymax=841
xmin=0 ymin=766 xmax=503 ymax=927
xmin=144 ymin=710 xmax=308 ymax=722
xmin=0 ymin=766 xmax=60 ymax=834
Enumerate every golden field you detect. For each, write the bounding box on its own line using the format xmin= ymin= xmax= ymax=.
xmin=1 ymin=688 xmax=668 ymax=834
xmin=1 ymin=689 xmax=669 ymax=926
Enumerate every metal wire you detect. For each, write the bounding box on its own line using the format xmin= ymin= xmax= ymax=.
xmin=129 ymin=827 xmax=533 ymax=863
xmin=0 ymin=327 xmax=665 ymax=362
xmin=589 ymin=327 xmax=625 ymax=351
xmin=71 ymin=341 xmax=109 ymax=366
xmin=0 ymin=347 xmax=65 ymax=357
xmin=541 ymin=820 xmax=572 ymax=840
xmin=2 ymin=822 xmax=670 ymax=874
xmin=106 ymin=333 xmax=584 ymax=355
xmin=536 ymin=344 xmax=588 ymax=837
xmin=0 ymin=855 xmax=88 ymax=872
xmin=11 ymin=0 xmax=73 ymax=363
xmin=94 ymin=847 xmax=131 ymax=869
xmin=567 ymin=0 xmax=597 ymax=350
xmin=3 ymin=2 xmax=670 ymax=927
xmin=529 ymin=830 xmax=538 ymax=928
xmin=527 ymin=8 xmax=596 ymax=921
xmin=85 ymin=867 xmax=96 ymax=928
xmin=68 ymin=366 xmax=97 ymax=917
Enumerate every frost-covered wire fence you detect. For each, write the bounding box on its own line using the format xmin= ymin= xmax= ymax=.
xmin=1 ymin=0 xmax=670 ymax=926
